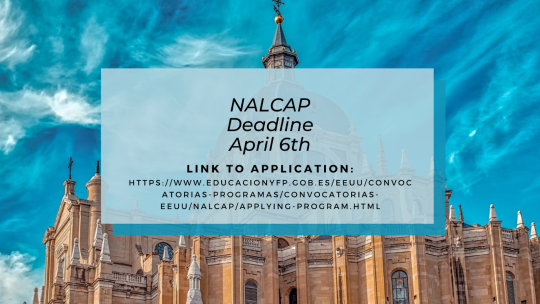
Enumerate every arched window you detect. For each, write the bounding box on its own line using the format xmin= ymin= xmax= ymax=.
xmin=245 ymin=281 xmax=258 ymax=304
xmin=392 ymin=270 xmax=409 ymax=304
xmin=506 ymin=272 xmax=516 ymax=304
xmin=278 ymin=238 xmax=290 ymax=249
xmin=154 ymin=242 xmax=173 ymax=260
xmin=289 ymin=288 xmax=297 ymax=304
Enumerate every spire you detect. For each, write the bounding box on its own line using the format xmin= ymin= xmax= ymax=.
xmin=400 ymin=149 xmax=410 ymax=170
xmin=163 ymin=246 xmax=171 ymax=261
xmin=262 ymin=4 xmax=299 ymax=69
xmin=272 ymin=22 xmax=288 ymax=47
xmin=96 ymin=160 xmax=100 ymax=175
xmin=100 ymin=233 xmax=111 ymax=262
xmin=429 ymin=157 xmax=435 ymax=176
xmin=458 ymin=205 xmax=464 ymax=223
xmin=531 ymin=222 xmax=538 ymax=239
xmin=517 ymin=211 xmax=525 ymax=228
xmin=186 ymin=254 xmax=203 ymax=304
xmin=376 ymin=135 xmax=388 ymax=175
xmin=71 ymin=238 xmax=80 ymax=265
xmin=449 ymin=205 xmax=456 ymax=221
xmin=32 ymin=287 xmax=39 ymax=304
xmin=362 ymin=153 xmax=372 ymax=174
xmin=489 ymin=204 xmax=498 ymax=222
xmin=93 ymin=219 xmax=103 ymax=248
xmin=179 ymin=235 xmax=187 ymax=248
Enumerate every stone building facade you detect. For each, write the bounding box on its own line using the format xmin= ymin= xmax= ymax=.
xmin=36 ymin=15 xmax=540 ymax=304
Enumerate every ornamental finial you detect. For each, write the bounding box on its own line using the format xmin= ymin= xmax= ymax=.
xmin=272 ymin=0 xmax=285 ymax=23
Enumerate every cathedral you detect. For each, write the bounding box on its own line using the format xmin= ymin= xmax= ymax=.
xmin=34 ymin=12 xmax=540 ymax=304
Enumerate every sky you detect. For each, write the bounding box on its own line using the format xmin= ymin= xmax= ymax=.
xmin=1 ymin=0 xmax=539 ymax=302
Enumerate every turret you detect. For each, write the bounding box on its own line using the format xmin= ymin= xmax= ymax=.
xmin=87 ymin=161 xmax=101 ymax=248
xmin=186 ymin=254 xmax=203 ymax=304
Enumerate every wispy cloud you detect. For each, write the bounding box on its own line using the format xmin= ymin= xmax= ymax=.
xmin=0 ymin=0 xmax=35 ymax=68
xmin=0 ymin=251 xmax=43 ymax=304
xmin=0 ymin=89 xmax=100 ymax=154
xmin=80 ymin=17 xmax=109 ymax=74
xmin=158 ymin=34 xmax=257 ymax=67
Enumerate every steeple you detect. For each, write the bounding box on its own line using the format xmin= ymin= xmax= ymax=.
xmin=186 ymin=254 xmax=203 ymax=304
xmin=531 ymin=222 xmax=537 ymax=239
xmin=458 ymin=205 xmax=464 ymax=223
xmin=262 ymin=2 xmax=299 ymax=69
xmin=376 ymin=135 xmax=388 ymax=175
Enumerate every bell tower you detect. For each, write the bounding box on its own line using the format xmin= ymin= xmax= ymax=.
xmin=262 ymin=0 xmax=299 ymax=69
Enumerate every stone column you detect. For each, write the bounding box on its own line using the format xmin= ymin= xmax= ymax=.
xmin=371 ymin=235 xmax=387 ymax=304
xmin=332 ymin=235 xmax=349 ymax=303
xmin=262 ymin=236 xmax=279 ymax=304
xmin=410 ymin=235 xmax=430 ymax=303
xmin=515 ymin=224 xmax=536 ymax=303
xmin=295 ymin=236 xmax=310 ymax=304
xmin=487 ymin=208 xmax=507 ymax=304
xmin=158 ymin=259 xmax=174 ymax=304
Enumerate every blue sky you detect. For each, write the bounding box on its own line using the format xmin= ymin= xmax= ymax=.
xmin=1 ymin=0 xmax=539 ymax=302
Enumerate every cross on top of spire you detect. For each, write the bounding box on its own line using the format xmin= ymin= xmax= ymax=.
xmin=272 ymin=0 xmax=285 ymax=16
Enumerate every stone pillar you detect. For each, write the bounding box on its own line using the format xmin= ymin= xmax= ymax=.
xmin=262 ymin=236 xmax=279 ymax=304
xmin=295 ymin=236 xmax=310 ymax=303
xmin=93 ymin=233 xmax=113 ymax=304
xmin=487 ymin=209 xmax=507 ymax=304
xmin=159 ymin=259 xmax=174 ymax=304
xmin=332 ymin=236 xmax=349 ymax=303
xmin=231 ymin=235 xmax=243 ymax=304
xmin=371 ymin=235 xmax=387 ymax=304
xmin=174 ymin=240 xmax=190 ymax=304
xmin=192 ymin=236 xmax=209 ymax=303
xmin=530 ymin=232 xmax=540 ymax=304
xmin=515 ymin=224 xmax=536 ymax=303
xmin=410 ymin=235 xmax=430 ymax=303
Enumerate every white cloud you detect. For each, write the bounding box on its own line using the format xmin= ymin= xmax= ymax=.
xmin=0 ymin=251 xmax=43 ymax=304
xmin=0 ymin=0 xmax=35 ymax=67
xmin=80 ymin=17 xmax=108 ymax=74
xmin=0 ymin=89 xmax=100 ymax=154
xmin=159 ymin=34 xmax=256 ymax=67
